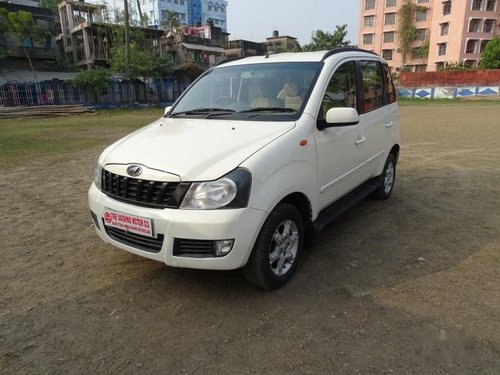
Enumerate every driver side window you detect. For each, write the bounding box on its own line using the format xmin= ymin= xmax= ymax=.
xmin=319 ymin=61 xmax=357 ymax=120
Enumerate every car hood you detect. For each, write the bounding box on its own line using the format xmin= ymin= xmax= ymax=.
xmin=101 ymin=117 xmax=295 ymax=181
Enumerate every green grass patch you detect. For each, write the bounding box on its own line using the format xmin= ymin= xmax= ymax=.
xmin=0 ymin=108 xmax=162 ymax=168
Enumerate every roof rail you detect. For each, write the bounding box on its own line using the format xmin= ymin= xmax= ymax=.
xmin=215 ymin=56 xmax=248 ymax=67
xmin=321 ymin=47 xmax=379 ymax=62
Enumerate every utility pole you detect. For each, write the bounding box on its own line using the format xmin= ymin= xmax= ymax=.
xmin=124 ymin=0 xmax=130 ymax=74
xmin=136 ymin=0 xmax=144 ymax=27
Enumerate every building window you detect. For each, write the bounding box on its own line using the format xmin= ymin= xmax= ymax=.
xmin=364 ymin=15 xmax=375 ymax=27
xmin=469 ymin=19 xmax=481 ymax=32
xmin=483 ymin=19 xmax=495 ymax=32
xmin=436 ymin=62 xmax=445 ymax=70
xmin=486 ymin=0 xmax=496 ymax=10
xmin=415 ymin=9 xmax=428 ymax=22
xmin=365 ymin=0 xmax=376 ymax=10
xmin=442 ymin=1 xmax=452 ymax=15
xmin=384 ymin=13 xmax=396 ymax=25
xmin=415 ymin=64 xmax=427 ymax=72
xmin=440 ymin=22 xmax=449 ymax=36
xmin=382 ymin=49 xmax=393 ymax=60
xmin=417 ymin=0 xmax=429 ymax=3
xmin=174 ymin=12 xmax=186 ymax=20
xmin=386 ymin=0 xmax=396 ymax=7
xmin=438 ymin=43 xmax=447 ymax=55
xmin=480 ymin=39 xmax=491 ymax=52
xmin=363 ymin=34 xmax=374 ymax=45
xmin=464 ymin=59 xmax=478 ymax=68
xmin=472 ymin=0 xmax=483 ymax=10
xmin=466 ymin=39 xmax=478 ymax=53
xmin=415 ymin=29 xmax=427 ymax=40
xmin=174 ymin=0 xmax=178 ymax=4
xmin=383 ymin=31 xmax=395 ymax=43
xmin=412 ymin=47 xmax=423 ymax=57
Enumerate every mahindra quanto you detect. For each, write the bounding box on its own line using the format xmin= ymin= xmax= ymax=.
xmin=89 ymin=48 xmax=400 ymax=289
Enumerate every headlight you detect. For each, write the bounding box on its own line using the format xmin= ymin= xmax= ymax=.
xmin=180 ymin=168 xmax=252 ymax=210
xmin=94 ymin=163 xmax=102 ymax=190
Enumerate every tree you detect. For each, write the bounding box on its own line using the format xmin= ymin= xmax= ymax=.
xmin=161 ymin=10 xmax=181 ymax=39
xmin=0 ymin=8 xmax=9 ymax=61
xmin=70 ymin=68 xmax=111 ymax=104
xmin=39 ymin=0 xmax=60 ymax=13
xmin=2 ymin=10 xmax=45 ymax=76
xmin=302 ymin=25 xmax=353 ymax=52
xmin=479 ymin=38 xmax=500 ymax=69
xmin=397 ymin=0 xmax=426 ymax=66
xmin=109 ymin=26 xmax=172 ymax=79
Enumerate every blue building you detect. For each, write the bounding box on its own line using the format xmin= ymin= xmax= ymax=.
xmin=140 ymin=0 xmax=228 ymax=31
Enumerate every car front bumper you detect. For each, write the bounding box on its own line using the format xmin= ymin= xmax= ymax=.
xmin=88 ymin=183 xmax=267 ymax=270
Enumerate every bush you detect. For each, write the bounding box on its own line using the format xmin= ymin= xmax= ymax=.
xmin=71 ymin=68 xmax=111 ymax=90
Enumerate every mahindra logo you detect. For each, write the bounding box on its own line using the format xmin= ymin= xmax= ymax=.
xmin=126 ymin=165 xmax=143 ymax=177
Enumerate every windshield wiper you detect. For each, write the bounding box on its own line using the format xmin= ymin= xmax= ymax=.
xmin=238 ymin=107 xmax=297 ymax=114
xmin=170 ymin=108 xmax=236 ymax=118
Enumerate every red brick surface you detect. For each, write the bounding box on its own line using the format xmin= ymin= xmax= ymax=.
xmin=399 ymin=70 xmax=500 ymax=87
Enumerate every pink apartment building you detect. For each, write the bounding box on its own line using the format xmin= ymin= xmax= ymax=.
xmin=359 ymin=0 xmax=500 ymax=72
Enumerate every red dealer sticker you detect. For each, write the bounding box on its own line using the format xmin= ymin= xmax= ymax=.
xmin=103 ymin=209 xmax=154 ymax=238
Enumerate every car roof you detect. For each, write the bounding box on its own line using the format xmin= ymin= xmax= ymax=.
xmin=216 ymin=48 xmax=381 ymax=68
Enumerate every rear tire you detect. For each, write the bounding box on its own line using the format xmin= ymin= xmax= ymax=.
xmin=372 ymin=153 xmax=396 ymax=200
xmin=243 ymin=203 xmax=304 ymax=289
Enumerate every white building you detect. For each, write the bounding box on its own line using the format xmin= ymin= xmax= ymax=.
xmin=92 ymin=0 xmax=228 ymax=30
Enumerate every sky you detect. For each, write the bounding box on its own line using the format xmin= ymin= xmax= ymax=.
xmin=226 ymin=0 xmax=360 ymax=46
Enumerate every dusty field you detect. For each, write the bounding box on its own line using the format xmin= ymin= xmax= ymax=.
xmin=1 ymin=103 xmax=500 ymax=374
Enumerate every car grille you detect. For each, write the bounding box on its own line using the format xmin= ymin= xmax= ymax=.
xmin=101 ymin=170 xmax=190 ymax=209
xmin=173 ymin=238 xmax=215 ymax=257
xmin=104 ymin=223 xmax=164 ymax=253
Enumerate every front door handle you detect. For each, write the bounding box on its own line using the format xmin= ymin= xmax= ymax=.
xmin=355 ymin=136 xmax=366 ymax=146
xmin=385 ymin=121 xmax=394 ymax=128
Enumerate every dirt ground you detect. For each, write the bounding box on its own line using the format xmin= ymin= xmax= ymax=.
xmin=1 ymin=104 xmax=500 ymax=374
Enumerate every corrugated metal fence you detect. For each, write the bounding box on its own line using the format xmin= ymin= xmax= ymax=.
xmin=0 ymin=77 xmax=191 ymax=108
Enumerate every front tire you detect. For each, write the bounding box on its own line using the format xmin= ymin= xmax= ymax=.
xmin=372 ymin=153 xmax=396 ymax=200
xmin=243 ymin=203 xmax=304 ymax=289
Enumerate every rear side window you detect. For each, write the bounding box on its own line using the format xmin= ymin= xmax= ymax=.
xmin=359 ymin=61 xmax=384 ymax=113
xmin=383 ymin=64 xmax=397 ymax=104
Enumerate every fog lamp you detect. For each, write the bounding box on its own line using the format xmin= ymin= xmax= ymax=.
xmin=214 ymin=239 xmax=234 ymax=257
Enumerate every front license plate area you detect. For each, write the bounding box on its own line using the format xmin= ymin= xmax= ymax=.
xmin=103 ymin=209 xmax=154 ymax=238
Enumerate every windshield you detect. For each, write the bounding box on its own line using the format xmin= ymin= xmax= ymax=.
xmin=170 ymin=62 xmax=323 ymax=121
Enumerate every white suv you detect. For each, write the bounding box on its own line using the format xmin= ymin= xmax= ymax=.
xmin=89 ymin=48 xmax=400 ymax=289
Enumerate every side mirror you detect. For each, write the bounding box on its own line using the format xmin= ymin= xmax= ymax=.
xmin=319 ymin=107 xmax=360 ymax=129
xmin=164 ymin=106 xmax=172 ymax=116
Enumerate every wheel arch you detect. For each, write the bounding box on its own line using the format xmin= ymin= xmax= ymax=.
xmin=390 ymin=144 xmax=400 ymax=164
xmin=279 ymin=192 xmax=312 ymax=224
xmin=278 ymin=192 xmax=317 ymax=248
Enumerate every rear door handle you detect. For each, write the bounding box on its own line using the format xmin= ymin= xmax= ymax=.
xmin=355 ymin=136 xmax=366 ymax=146
xmin=385 ymin=121 xmax=394 ymax=128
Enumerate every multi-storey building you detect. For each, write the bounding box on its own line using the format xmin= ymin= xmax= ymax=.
xmin=140 ymin=0 xmax=228 ymax=31
xmin=0 ymin=1 xmax=57 ymax=70
xmin=359 ymin=0 xmax=500 ymax=71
